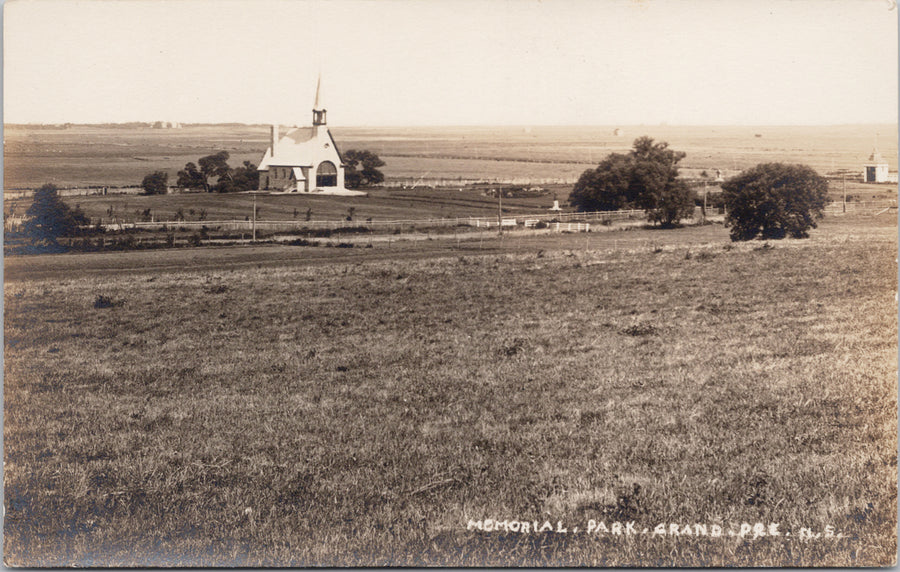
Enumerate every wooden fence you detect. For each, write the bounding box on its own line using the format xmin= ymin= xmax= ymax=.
xmin=16 ymin=201 xmax=889 ymax=235
xmin=822 ymin=200 xmax=897 ymax=215
xmin=101 ymin=208 xmax=648 ymax=233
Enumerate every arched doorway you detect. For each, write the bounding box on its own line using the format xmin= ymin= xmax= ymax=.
xmin=316 ymin=161 xmax=337 ymax=187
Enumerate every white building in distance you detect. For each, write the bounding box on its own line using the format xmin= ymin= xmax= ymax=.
xmin=257 ymin=78 xmax=361 ymax=195
xmin=862 ymin=148 xmax=891 ymax=183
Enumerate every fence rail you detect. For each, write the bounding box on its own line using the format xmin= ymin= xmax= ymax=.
xmin=13 ymin=200 xmax=889 ymax=235
xmin=381 ymin=176 xmax=580 ymax=188
xmin=96 ymin=209 xmax=648 ymax=233
xmin=822 ymin=200 xmax=897 ymax=215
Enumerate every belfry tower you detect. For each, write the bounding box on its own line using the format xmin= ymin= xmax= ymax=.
xmin=312 ymin=74 xmax=327 ymax=128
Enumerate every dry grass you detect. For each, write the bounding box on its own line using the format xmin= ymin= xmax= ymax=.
xmin=3 ymin=217 xmax=897 ymax=566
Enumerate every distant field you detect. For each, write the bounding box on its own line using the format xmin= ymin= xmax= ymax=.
xmin=4 ymin=123 xmax=897 ymax=190
xmin=4 ymin=216 xmax=897 ymax=566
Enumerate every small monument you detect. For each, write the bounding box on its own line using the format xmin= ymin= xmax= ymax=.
xmin=549 ymin=193 xmax=563 ymax=212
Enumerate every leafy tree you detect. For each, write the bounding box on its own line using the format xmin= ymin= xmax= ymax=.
xmin=177 ymin=151 xmax=257 ymax=193
xmin=140 ymin=171 xmax=168 ymax=195
xmin=343 ymin=150 xmax=386 ymax=189
xmin=722 ymin=163 xmax=829 ymax=241
xmin=176 ymin=151 xmax=231 ymax=192
xmin=570 ymin=153 xmax=635 ymax=211
xmin=176 ymin=162 xmax=206 ymax=191
xmin=199 ymin=151 xmax=231 ymax=191
xmin=569 ymin=137 xmax=695 ymax=227
xmin=22 ymin=184 xmax=90 ymax=245
xmin=217 ymin=160 xmax=258 ymax=193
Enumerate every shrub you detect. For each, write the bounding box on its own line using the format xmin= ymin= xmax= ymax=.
xmin=622 ymin=323 xmax=657 ymax=336
xmin=287 ymin=238 xmax=319 ymax=247
xmin=93 ymin=295 xmax=115 ymax=309
xmin=119 ymin=235 xmax=136 ymax=250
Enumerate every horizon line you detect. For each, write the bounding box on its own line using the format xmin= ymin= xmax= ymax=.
xmin=4 ymin=121 xmax=899 ymax=129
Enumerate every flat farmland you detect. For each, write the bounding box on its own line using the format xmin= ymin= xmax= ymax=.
xmin=5 ymin=123 xmax=897 ymax=190
xmin=4 ymin=216 xmax=897 ymax=566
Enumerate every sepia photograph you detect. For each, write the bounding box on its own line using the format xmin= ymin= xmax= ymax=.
xmin=3 ymin=0 xmax=898 ymax=566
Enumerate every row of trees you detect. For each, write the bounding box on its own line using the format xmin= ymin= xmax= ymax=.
xmin=140 ymin=151 xmax=259 ymax=195
xmin=176 ymin=151 xmax=259 ymax=193
xmin=570 ymin=136 xmax=829 ymax=241
xmin=142 ymin=149 xmax=386 ymax=193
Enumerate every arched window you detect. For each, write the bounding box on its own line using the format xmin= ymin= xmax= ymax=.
xmin=316 ymin=161 xmax=337 ymax=187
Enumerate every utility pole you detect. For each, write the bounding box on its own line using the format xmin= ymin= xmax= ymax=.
xmin=702 ymin=180 xmax=708 ymax=222
xmin=248 ymin=191 xmax=265 ymax=242
xmin=842 ymin=171 xmax=846 ymax=213
xmin=833 ymin=169 xmax=852 ymax=213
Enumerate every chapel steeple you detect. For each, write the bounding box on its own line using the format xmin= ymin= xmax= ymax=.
xmin=312 ymin=74 xmax=326 ymax=126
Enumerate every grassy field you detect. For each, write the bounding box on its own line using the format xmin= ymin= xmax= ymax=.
xmin=3 ymin=186 xmax=568 ymax=227
xmin=3 ymin=215 xmax=896 ymax=566
xmin=5 ymin=123 xmax=898 ymax=189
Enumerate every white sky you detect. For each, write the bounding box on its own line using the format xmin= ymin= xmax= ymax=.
xmin=3 ymin=0 xmax=898 ymax=126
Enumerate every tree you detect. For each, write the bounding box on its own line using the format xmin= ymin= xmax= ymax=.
xmin=140 ymin=171 xmax=168 ymax=195
xmin=569 ymin=137 xmax=695 ymax=227
xmin=722 ymin=163 xmax=829 ymax=241
xmin=176 ymin=151 xmax=231 ymax=192
xmin=22 ymin=184 xmax=90 ymax=246
xmin=176 ymin=162 xmax=206 ymax=191
xmin=343 ymin=150 xmax=385 ymax=188
xmin=199 ymin=151 xmax=231 ymax=192
xmin=217 ymin=160 xmax=258 ymax=193
xmin=569 ymin=153 xmax=635 ymax=211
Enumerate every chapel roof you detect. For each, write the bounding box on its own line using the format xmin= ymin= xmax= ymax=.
xmin=867 ymin=148 xmax=888 ymax=164
xmin=282 ymin=127 xmax=316 ymax=144
xmin=258 ymin=126 xmax=343 ymax=170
